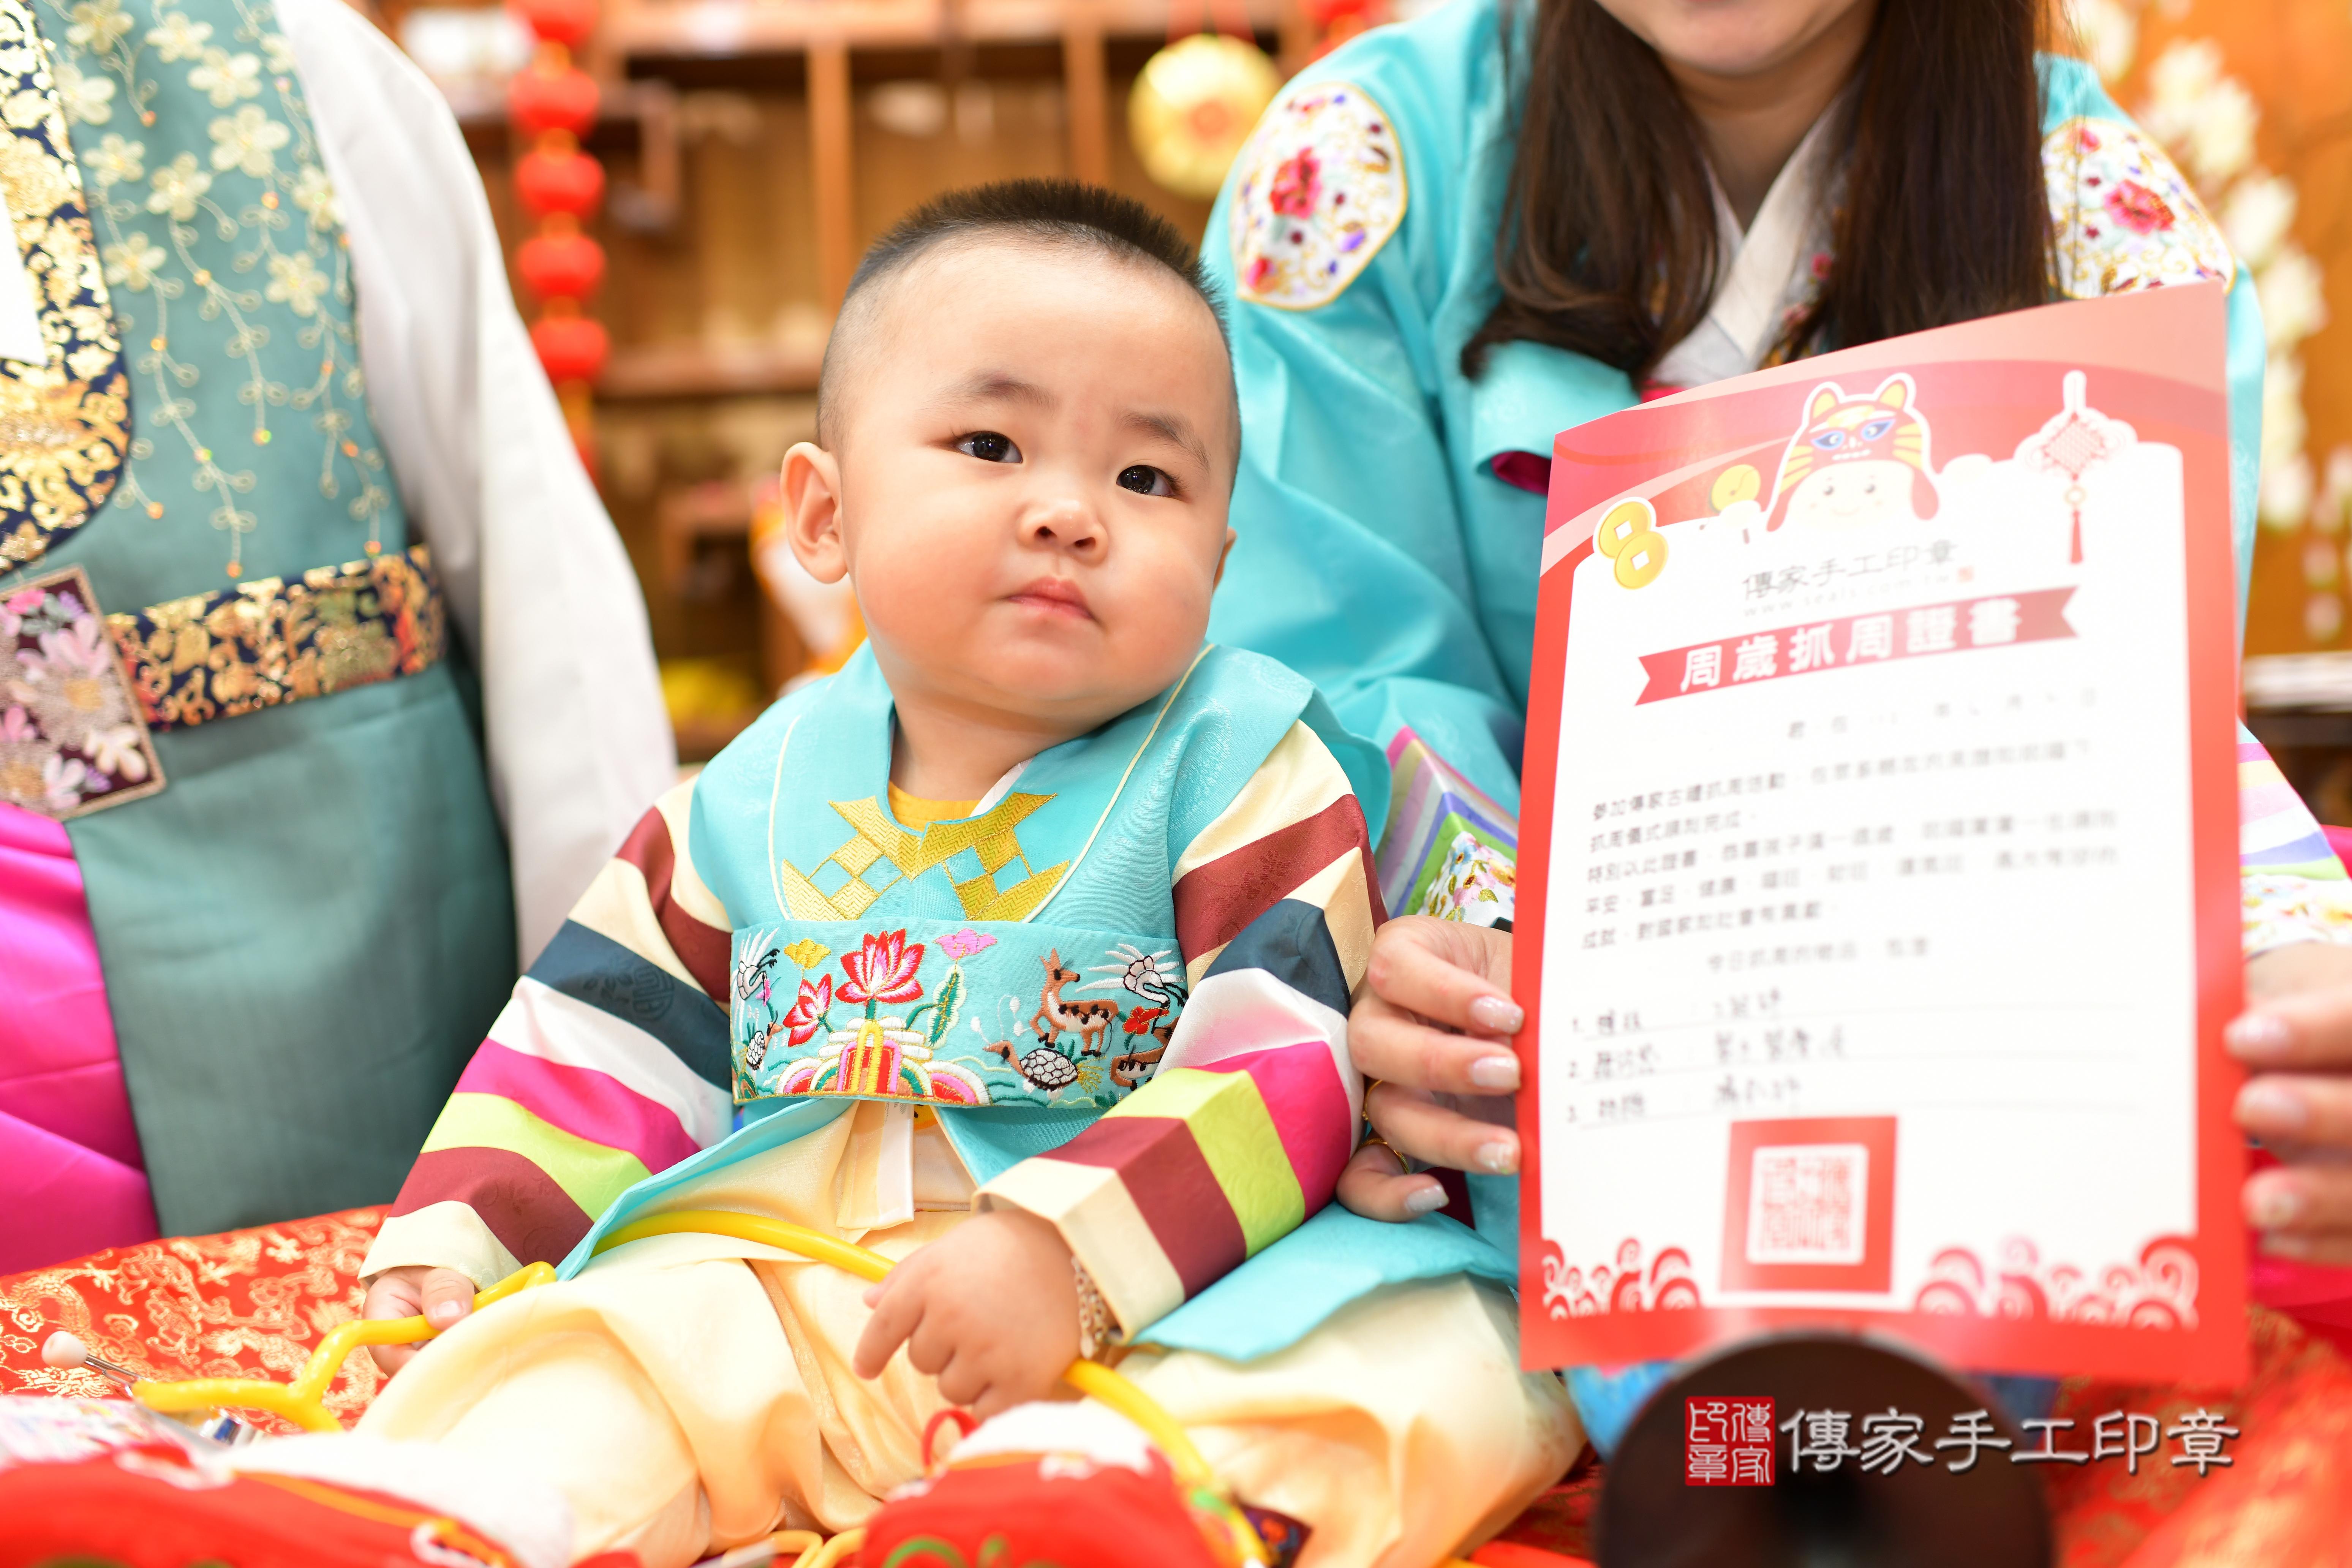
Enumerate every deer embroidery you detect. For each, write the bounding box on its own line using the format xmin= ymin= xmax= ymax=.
xmin=1030 ymin=949 xmax=1122 ymax=1058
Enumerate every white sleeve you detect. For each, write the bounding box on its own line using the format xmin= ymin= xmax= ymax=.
xmin=276 ymin=0 xmax=677 ymax=964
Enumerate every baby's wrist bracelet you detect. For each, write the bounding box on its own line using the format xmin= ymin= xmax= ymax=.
xmin=1073 ymin=1257 xmax=1119 ymax=1362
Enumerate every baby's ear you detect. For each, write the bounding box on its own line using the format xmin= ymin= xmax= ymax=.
xmin=781 ymin=442 xmax=850 ymax=585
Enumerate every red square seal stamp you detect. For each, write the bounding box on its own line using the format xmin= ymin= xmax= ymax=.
xmin=1720 ymin=1116 xmax=1898 ymax=1293
xmin=1686 ymin=1396 xmax=1776 ymax=1485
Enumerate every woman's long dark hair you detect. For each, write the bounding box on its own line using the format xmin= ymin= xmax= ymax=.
xmin=1464 ymin=0 xmax=2053 ymax=381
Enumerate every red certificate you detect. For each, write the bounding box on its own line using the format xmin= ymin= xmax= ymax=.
xmin=1513 ymin=285 xmax=2246 ymax=1385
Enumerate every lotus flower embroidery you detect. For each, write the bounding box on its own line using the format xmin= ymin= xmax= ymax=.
xmin=839 ymin=928 xmax=925 ymax=1009
xmin=782 ymin=974 xmax=833 ymax=1047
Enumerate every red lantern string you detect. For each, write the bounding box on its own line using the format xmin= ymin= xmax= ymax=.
xmin=508 ymin=0 xmax=606 ymax=467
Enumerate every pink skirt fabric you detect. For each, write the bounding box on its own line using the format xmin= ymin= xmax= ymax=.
xmin=0 ymin=803 xmax=157 ymax=1273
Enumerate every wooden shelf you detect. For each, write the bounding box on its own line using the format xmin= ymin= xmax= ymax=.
xmin=582 ymin=0 xmax=1306 ymax=310
xmin=598 ymin=341 xmax=824 ymax=401
xmin=601 ymin=0 xmax=1287 ymax=58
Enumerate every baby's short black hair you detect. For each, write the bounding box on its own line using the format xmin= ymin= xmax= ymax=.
xmin=815 ymin=179 xmax=1234 ymax=455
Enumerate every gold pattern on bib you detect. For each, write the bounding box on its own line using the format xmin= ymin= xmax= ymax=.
xmin=778 ymin=791 xmax=1072 ymax=923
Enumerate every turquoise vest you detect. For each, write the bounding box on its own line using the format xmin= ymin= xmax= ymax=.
xmin=704 ymin=643 xmax=1385 ymax=1173
xmin=3 ymin=0 xmax=514 ymax=1234
xmin=556 ymin=648 xmax=1512 ymax=1361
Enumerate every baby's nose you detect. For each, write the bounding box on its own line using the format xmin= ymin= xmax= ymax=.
xmin=1022 ymin=497 xmax=1105 ymax=551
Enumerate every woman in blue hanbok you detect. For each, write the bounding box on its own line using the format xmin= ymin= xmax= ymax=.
xmin=1201 ymin=0 xmax=2352 ymax=1447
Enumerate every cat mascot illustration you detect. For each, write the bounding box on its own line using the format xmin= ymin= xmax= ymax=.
xmin=1765 ymin=373 xmax=1940 ymax=531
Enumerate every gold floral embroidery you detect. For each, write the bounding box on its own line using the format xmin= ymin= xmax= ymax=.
xmin=105 ymin=541 xmax=444 ymax=729
xmin=0 ymin=0 xmax=131 ymax=570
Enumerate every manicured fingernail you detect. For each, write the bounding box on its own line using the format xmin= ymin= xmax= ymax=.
xmin=2238 ymin=1081 xmax=2310 ymax=1132
xmin=2226 ymin=1014 xmax=2294 ymax=1060
xmin=1469 ymin=1053 xmax=1521 ymax=1091
xmin=1470 ymin=995 xmax=1524 ymax=1034
xmin=1475 ymin=1138 xmax=1519 ymax=1175
xmin=1404 ymin=1184 xmax=1448 ymax=1216
xmin=2249 ymin=1186 xmax=2304 ymax=1228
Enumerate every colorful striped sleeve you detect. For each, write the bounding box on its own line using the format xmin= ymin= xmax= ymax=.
xmin=360 ymin=777 xmax=737 ymax=1285
xmin=977 ymin=722 xmax=1383 ymax=1336
xmin=2238 ymin=722 xmax=2352 ymax=956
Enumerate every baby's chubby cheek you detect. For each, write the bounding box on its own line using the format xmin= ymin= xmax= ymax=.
xmin=854 ymin=528 xmax=994 ymax=645
xmin=1096 ymin=566 xmax=1217 ymax=668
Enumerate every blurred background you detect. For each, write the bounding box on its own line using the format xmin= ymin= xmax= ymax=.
xmin=385 ymin=0 xmax=2352 ymax=801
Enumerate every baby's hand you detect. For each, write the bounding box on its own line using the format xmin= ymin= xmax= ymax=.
xmin=851 ymin=1209 xmax=1080 ymax=1417
xmin=362 ymin=1266 xmax=479 ymax=1375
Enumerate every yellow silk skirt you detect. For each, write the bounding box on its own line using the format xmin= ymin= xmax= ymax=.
xmin=359 ymin=1107 xmax=1583 ymax=1568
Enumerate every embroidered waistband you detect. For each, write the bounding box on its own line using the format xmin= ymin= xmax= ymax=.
xmin=106 ymin=545 xmax=447 ymax=733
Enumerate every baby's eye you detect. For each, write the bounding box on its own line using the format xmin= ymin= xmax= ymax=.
xmin=1116 ymin=465 xmax=1174 ymax=497
xmin=957 ymin=432 xmax=1021 ymax=463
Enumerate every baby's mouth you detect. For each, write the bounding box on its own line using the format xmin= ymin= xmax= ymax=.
xmin=1007 ymin=577 xmax=1094 ymax=621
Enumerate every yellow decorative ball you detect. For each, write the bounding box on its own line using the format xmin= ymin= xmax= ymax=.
xmin=1129 ymin=33 xmax=1281 ymax=201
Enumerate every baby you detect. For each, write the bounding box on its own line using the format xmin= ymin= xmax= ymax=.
xmin=352 ymin=182 xmax=1577 ymax=1566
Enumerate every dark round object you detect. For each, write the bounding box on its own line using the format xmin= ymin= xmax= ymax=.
xmin=1597 ymin=1333 xmax=2050 ymax=1568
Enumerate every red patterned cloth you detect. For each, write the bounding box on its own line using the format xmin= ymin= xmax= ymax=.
xmin=2042 ymin=1305 xmax=2352 ymax=1568
xmin=0 ymin=1447 xmax=526 ymax=1568
xmin=0 ymin=1207 xmax=388 ymax=1434
xmin=5 ymin=1214 xmax=2349 ymax=1567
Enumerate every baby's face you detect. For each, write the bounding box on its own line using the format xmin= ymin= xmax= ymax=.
xmin=821 ymin=242 xmax=1236 ymax=735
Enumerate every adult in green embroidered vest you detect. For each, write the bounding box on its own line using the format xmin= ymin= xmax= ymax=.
xmin=0 ymin=0 xmax=670 ymax=1263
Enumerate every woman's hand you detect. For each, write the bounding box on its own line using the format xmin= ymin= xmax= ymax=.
xmin=2234 ymin=941 xmax=2352 ymax=1266
xmin=362 ymin=1265 xmax=479 ymax=1375
xmin=1336 ymin=915 xmax=1527 ymax=1222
